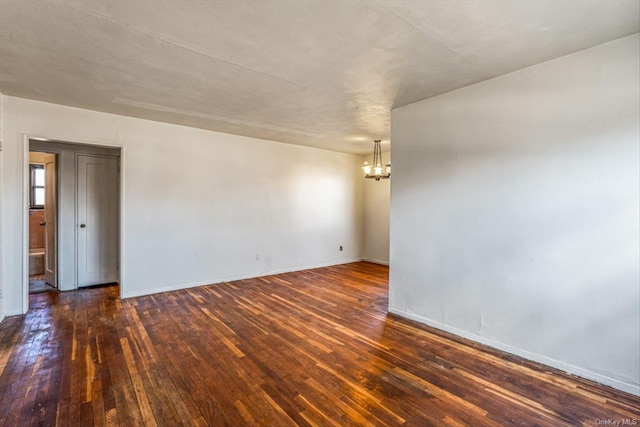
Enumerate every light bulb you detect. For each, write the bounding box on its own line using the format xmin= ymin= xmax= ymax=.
xmin=363 ymin=162 xmax=371 ymax=174
xmin=374 ymin=166 xmax=382 ymax=175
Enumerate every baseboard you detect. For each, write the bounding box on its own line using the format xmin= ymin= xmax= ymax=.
xmin=388 ymin=307 xmax=640 ymax=396
xmin=3 ymin=308 xmax=24 ymax=318
xmin=121 ymin=258 xmax=363 ymax=299
xmin=360 ymin=258 xmax=389 ymax=266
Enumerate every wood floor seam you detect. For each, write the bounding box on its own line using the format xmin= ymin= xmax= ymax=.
xmin=0 ymin=262 xmax=638 ymax=426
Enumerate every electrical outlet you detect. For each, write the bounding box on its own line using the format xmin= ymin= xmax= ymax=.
xmin=339 ymin=245 xmax=343 ymax=251
xmin=256 ymin=252 xmax=262 ymax=261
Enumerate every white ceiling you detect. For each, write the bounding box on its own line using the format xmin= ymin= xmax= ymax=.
xmin=0 ymin=1 xmax=638 ymax=154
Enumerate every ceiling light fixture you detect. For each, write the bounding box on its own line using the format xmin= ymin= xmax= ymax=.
xmin=362 ymin=140 xmax=390 ymax=181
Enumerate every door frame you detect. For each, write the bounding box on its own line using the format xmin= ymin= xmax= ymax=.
xmin=27 ymin=151 xmax=59 ymax=289
xmin=21 ymin=135 xmax=125 ymax=313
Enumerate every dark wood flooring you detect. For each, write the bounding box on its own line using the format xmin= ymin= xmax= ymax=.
xmin=0 ymin=262 xmax=638 ymax=426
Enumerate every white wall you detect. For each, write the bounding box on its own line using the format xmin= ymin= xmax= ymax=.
xmin=0 ymin=93 xmax=4 ymax=321
xmin=362 ymin=154 xmax=390 ymax=264
xmin=390 ymin=34 xmax=640 ymax=394
xmin=0 ymin=96 xmax=364 ymax=313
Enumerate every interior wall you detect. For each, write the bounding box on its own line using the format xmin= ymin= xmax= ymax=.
xmin=28 ymin=210 xmax=44 ymax=250
xmin=0 ymin=96 xmax=364 ymax=313
xmin=28 ymin=152 xmax=48 ymax=163
xmin=389 ymin=34 xmax=639 ymax=394
xmin=361 ymin=154 xmax=390 ymax=264
xmin=0 ymin=93 xmax=4 ymax=321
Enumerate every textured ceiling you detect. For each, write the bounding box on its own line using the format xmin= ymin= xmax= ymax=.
xmin=0 ymin=1 xmax=638 ymax=154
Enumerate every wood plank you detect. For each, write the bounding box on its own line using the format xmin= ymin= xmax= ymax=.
xmin=0 ymin=262 xmax=637 ymax=426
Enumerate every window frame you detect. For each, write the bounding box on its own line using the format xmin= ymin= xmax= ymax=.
xmin=30 ymin=164 xmax=45 ymax=209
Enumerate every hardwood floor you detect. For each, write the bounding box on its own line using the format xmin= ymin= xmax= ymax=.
xmin=0 ymin=262 xmax=638 ymax=426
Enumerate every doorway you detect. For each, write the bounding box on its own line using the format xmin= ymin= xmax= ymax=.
xmin=24 ymin=139 xmax=121 ymax=306
xmin=27 ymin=151 xmax=57 ymax=294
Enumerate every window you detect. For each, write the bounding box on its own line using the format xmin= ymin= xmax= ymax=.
xmin=30 ymin=164 xmax=45 ymax=208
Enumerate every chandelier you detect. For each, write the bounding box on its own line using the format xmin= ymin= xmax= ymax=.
xmin=362 ymin=140 xmax=390 ymax=180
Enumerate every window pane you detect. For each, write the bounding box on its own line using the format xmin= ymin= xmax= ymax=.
xmin=34 ymin=188 xmax=45 ymax=206
xmin=34 ymin=168 xmax=45 ymax=186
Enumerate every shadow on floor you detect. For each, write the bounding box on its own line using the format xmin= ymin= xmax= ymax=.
xmin=29 ymin=275 xmax=57 ymax=294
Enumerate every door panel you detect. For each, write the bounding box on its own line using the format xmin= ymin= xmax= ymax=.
xmin=77 ymin=155 xmax=119 ymax=287
xmin=44 ymin=154 xmax=57 ymax=287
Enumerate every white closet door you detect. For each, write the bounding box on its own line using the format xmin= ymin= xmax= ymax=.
xmin=77 ymin=155 xmax=119 ymax=287
xmin=44 ymin=154 xmax=57 ymax=287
